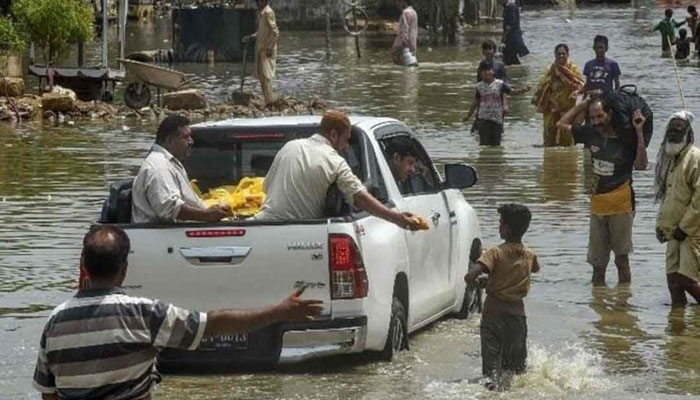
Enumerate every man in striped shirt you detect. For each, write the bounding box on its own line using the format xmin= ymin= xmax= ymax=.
xmin=33 ymin=225 xmax=323 ymax=400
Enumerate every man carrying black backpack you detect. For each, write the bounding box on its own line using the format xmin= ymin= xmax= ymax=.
xmin=557 ymin=98 xmax=648 ymax=286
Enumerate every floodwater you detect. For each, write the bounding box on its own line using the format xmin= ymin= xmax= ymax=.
xmin=2 ymin=2 xmax=700 ymax=399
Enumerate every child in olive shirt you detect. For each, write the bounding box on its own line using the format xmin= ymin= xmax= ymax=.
xmin=465 ymin=203 xmax=540 ymax=391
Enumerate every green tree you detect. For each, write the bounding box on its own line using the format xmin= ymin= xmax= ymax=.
xmin=0 ymin=17 xmax=25 ymax=53
xmin=13 ymin=0 xmax=93 ymax=90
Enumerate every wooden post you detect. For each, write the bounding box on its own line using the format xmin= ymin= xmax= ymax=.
xmin=325 ymin=0 xmax=332 ymax=62
xmin=78 ymin=41 xmax=85 ymax=67
xmin=102 ymin=0 xmax=109 ymax=68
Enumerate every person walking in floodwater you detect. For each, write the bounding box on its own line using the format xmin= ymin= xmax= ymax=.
xmin=465 ymin=203 xmax=540 ymax=391
xmin=685 ymin=6 xmax=699 ymax=53
xmin=464 ymin=61 xmax=530 ymax=146
xmin=392 ymin=0 xmax=418 ymax=66
xmin=532 ymin=43 xmax=584 ymax=147
xmin=477 ymin=40 xmax=507 ymax=82
xmin=501 ymin=0 xmax=529 ymax=65
xmin=654 ymin=111 xmax=700 ymax=307
xmin=557 ymin=99 xmax=648 ymax=286
xmin=582 ymin=35 xmax=621 ymax=97
xmin=254 ymin=0 xmax=279 ymax=105
xmin=674 ymin=28 xmax=691 ymax=60
xmin=652 ymin=9 xmax=685 ymax=57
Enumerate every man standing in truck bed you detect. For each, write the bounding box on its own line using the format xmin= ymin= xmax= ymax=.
xmin=256 ymin=110 xmax=422 ymax=231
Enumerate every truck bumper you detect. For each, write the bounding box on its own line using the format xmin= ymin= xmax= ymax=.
xmin=157 ymin=316 xmax=367 ymax=369
xmin=279 ymin=319 xmax=367 ymax=363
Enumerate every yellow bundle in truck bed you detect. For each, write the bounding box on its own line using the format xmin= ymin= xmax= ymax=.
xmin=191 ymin=177 xmax=266 ymax=216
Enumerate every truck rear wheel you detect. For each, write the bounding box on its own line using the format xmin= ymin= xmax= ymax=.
xmin=380 ymin=296 xmax=408 ymax=361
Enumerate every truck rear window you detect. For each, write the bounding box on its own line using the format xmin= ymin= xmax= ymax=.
xmin=183 ymin=128 xmax=366 ymax=192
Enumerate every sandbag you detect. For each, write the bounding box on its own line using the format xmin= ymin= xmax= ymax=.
xmin=601 ymin=85 xmax=653 ymax=148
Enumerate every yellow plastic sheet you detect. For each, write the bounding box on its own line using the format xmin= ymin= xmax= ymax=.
xmin=191 ymin=177 xmax=266 ymax=217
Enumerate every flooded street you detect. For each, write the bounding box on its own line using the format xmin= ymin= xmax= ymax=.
xmin=3 ymin=2 xmax=700 ymax=399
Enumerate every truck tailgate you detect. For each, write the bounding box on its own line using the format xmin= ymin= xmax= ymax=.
xmin=122 ymin=224 xmax=331 ymax=316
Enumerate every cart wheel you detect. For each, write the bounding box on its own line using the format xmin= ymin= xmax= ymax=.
xmin=124 ymin=83 xmax=152 ymax=109
xmin=343 ymin=7 xmax=368 ymax=37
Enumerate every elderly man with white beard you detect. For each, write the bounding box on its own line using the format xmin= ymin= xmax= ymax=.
xmin=655 ymin=110 xmax=700 ymax=306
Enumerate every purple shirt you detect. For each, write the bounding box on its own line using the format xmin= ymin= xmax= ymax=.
xmin=583 ymin=58 xmax=621 ymax=93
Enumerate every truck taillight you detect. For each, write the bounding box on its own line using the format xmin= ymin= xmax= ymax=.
xmin=329 ymin=234 xmax=368 ymax=299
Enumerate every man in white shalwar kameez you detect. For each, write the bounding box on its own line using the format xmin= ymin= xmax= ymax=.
xmin=655 ymin=110 xmax=700 ymax=306
xmin=255 ymin=0 xmax=279 ymax=105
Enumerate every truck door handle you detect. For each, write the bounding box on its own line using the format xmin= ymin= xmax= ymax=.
xmin=179 ymin=246 xmax=252 ymax=265
xmin=430 ymin=212 xmax=441 ymax=225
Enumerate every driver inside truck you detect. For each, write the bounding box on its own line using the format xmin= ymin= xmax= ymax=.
xmin=385 ymin=137 xmax=417 ymax=195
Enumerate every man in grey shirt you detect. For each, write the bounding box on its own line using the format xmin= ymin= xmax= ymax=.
xmin=131 ymin=115 xmax=230 ymax=223
xmin=257 ymin=110 xmax=421 ymax=230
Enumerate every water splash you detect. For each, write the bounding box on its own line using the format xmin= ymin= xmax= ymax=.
xmin=511 ymin=343 xmax=614 ymax=394
xmin=423 ymin=343 xmax=615 ymax=400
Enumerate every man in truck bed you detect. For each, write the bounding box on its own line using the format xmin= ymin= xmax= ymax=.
xmin=132 ymin=115 xmax=231 ymax=223
xmin=256 ymin=110 xmax=421 ymax=230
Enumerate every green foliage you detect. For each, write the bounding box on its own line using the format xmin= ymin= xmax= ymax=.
xmin=13 ymin=0 xmax=93 ymax=65
xmin=0 ymin=17 xmax=25 ymax=52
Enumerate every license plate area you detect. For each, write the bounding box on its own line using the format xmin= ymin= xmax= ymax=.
xmin=199 ymin=333 xmax=248 ymax=351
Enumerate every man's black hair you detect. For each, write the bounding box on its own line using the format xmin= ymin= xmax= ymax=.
xmin=555 ymin=43 xmax=569 ymax=53
xmin=478 ymin=60 xmax=494 ymax=73
xmin=593 ymin=35 xmax=609 ymax=49
xmin=689 ymin=5 xmax=696 ymax=13
xmin=665 ymin=8 xmax=673 ymax=18
xmin=156 ymin=114 xmax=190 ymax=144
xmin=588 ymin=97 xmax=612 ymax=114
xmin=386 ymin=137 xmax=416 ymax=158
xmin=680 ymin=28 xmax=688 ymax=37
xmin=82 ymin=225 xmax=131 ymax=279
xmin=498 ymin=203 xmax=531 ymax=240
xmin=482 ymin=39 xmax=497 ymax=51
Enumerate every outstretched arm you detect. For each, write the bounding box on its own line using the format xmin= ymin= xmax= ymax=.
xmin=511 ymin=85 xmax=532 ymax=95
xmin=465 ymin=261 xmax=486 ymax=284
xmin=204 ymin=289 xmax=323 ymax=337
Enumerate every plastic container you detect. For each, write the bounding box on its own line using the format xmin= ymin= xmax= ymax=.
xmin=402 ymin=48 xmax=418 ymax=67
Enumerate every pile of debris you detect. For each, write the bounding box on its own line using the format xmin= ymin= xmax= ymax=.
xmin=0 ymin=86 xmax=327 ymax=124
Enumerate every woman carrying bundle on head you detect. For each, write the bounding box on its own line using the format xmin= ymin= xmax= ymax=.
xmin=532 ymin=43 xmax=585 ymax=147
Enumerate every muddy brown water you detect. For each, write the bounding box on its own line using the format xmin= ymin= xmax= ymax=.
xmin=2 ymin=3 xmax=700 ymax=399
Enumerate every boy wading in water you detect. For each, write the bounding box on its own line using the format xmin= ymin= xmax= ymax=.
xmin=478 ymin=39 xmax=507 ymax=82
xmin=464 ymin=61 xmax=529 ymax=146
xmin=675 ymin=28 xmax=691 ymax=60
xmin=465 ymin=204 xmax=540 ymax=391
xmin=653 ymin=8 xmax=685 ymax=56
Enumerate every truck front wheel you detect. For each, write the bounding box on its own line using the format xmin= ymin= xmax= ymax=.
xmin=380 ymin=296 xmax=408 ymax=361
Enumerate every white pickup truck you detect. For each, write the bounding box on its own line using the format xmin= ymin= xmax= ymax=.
xmin=99 ymin=115 xmax=482 ymax=367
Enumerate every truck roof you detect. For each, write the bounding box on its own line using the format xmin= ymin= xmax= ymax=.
xmin=191 ymin=115 xmax=397 ymax=131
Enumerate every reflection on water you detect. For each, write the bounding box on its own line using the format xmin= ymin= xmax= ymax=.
xmin=539 ymin=147 xmax=581 ymax=203
xmin=663 ymin=307 xmax=700 ymax=394
xmin=2 ymin=3 xmax=700 ymax=399
xmin=586 ymin=286 xmax=648 ymax=373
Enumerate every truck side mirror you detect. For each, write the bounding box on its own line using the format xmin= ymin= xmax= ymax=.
xmin=444 ymin=164 xmax=477 ymax=189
